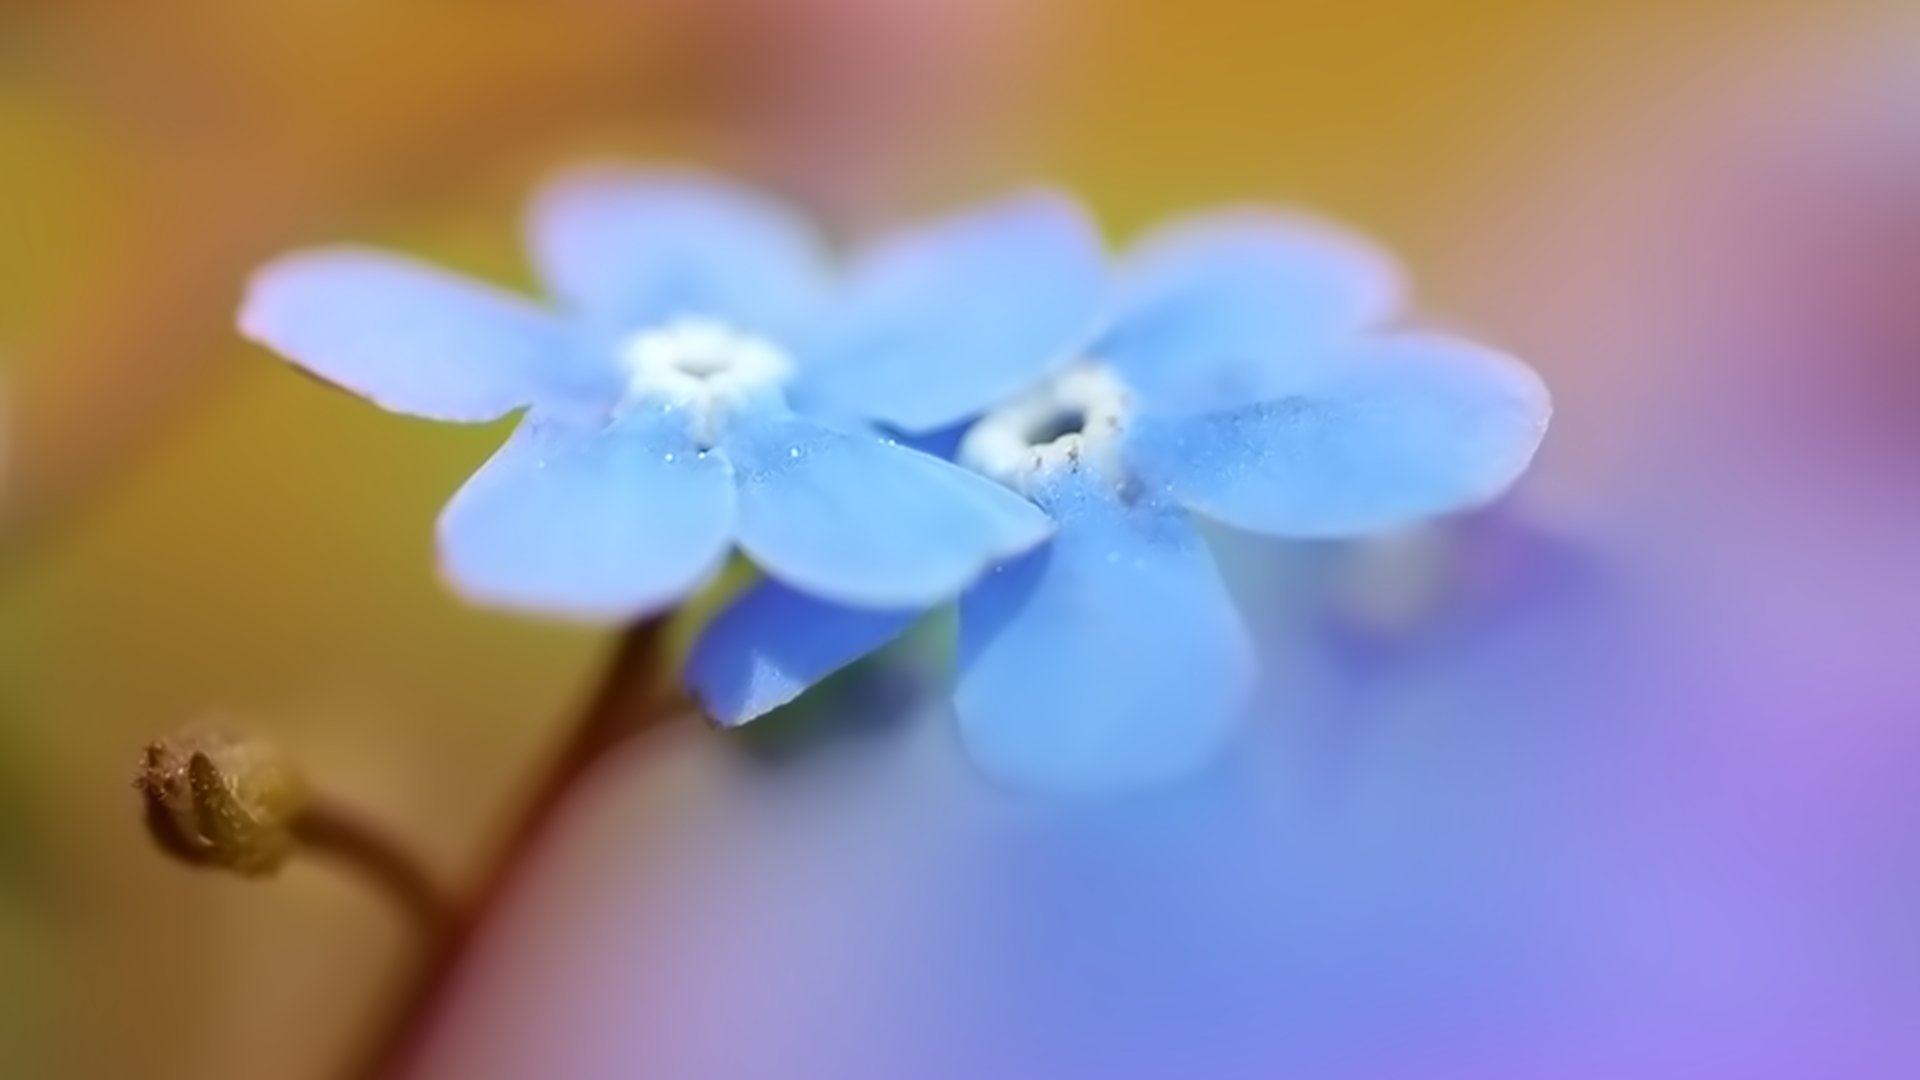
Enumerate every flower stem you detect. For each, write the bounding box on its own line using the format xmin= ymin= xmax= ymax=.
xmin=346 ymin=617 xmax=682 ymax=1080
xmin=291 ymin=796 xmax=456 ymax=940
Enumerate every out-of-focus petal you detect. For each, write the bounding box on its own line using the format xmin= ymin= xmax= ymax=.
xmin=1126 ymin=333 xmax=1550 ymax=538
xmin=1101 ymin=210 xmax=1407 ymax=413
xmin=527 ymin=165 xmax=826 ymax=338
xmin=955 ymin=469 xmax=1255 ymax=794
xmin=793 ymin=191 xmax=1106 ymax=433
xmin=689 ymin=579 xmax=923 ymax=727
xmin=727 ymin=412 xmax=1053 ymax=608
xmin=240 ymin=247 xmax=588 ymax=422
xmin=438 ymin=404 xmax=735 ymax=621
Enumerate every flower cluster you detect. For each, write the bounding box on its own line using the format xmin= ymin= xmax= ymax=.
xmin=241 ymin=166 xmax=1549 ymax=794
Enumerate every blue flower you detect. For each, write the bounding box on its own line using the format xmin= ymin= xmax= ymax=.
xmin=691 ymin=204 xmax=1551 ymax=793
xmin=240 ymin=167 xmax=1108 ymax=620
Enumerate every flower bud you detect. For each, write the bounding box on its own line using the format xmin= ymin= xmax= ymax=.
xmin=135 ymin=727 xmax=309 ymax=877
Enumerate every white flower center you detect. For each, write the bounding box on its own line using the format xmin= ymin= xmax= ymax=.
xmin=959 ymin=364 xmax=1133 ymax=494
xmin=618 ymin=317 xmax=793 ymax=446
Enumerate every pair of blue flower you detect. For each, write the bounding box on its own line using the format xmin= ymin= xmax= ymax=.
xmin=241 ymin=165 xmax=1548 ymax=793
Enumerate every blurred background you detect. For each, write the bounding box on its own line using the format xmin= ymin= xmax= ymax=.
xmin=2 ymin=1 xmax=1917 ymax=1077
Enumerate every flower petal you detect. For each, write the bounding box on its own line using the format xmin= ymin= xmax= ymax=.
xmin=727 ymin=413 xmax=1053 ymax=607
xmin=792 ymin=190 xmax=1106 ymax=432
xmin=240 ymin=247 xmax=588 ymax=422
xmin=438 ymin=404 xmax=735 ymax=621
xmin=1126 ymin=333 xmax=1550 ymax=538
xmin=955 ymin=469 xmax=1255 ymax=794
xmin=1101 ymin=210 xmax=1407 ymax=413
xmin=526 ymin=165 xmax=825 ymax=338
xmin=688 ymin=579 xmax=922 ymax=727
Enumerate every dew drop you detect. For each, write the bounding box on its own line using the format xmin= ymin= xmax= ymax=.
xmin=788 ymin=447 xmax=801 ymax=459
xmin=664 ymin=452 xmax=677 ymax=463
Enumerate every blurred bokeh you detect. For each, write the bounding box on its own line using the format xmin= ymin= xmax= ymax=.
xmin=2 ymin=1 xmax=1916 ymax=1078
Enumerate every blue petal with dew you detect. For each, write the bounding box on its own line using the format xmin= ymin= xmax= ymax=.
xmin=1126 ymin=333 xmax=1550 ymax=538
xmin=239 ymin=247 xmax=589 ymax=423
xmin=728 ymin=412 xmax=1054 ymax=609
xmin=437 ymin=404 xmax=735 ymax=621
xmin=955 ymin=468 xmax=1256 ymax=794
xmin=689 ymin=579 xmax=923 ymax=727
xmin=792 ymin=190 xmax=1106 ymax=433
xmin=1099 ymin=210 xmax=1407 ymax=414
xmin=526 ymin=166 xmax=826 ymax=340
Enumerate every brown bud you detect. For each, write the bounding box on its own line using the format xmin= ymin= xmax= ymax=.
xmin=135 ymin=727 xmax=309 ymax=877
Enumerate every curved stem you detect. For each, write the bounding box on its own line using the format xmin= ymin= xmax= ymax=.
xmin=291 ymin=797 xmax=456 ymax=941
xmin=346 ymin=617 xmax=682 ymax=1080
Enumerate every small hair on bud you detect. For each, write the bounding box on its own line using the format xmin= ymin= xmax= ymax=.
xmin=135 ymin=726 xmax=309 ymax=877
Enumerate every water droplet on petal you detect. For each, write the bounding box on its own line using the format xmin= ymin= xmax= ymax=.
xmin=788 ymin=447 xmax=800 ymax=459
